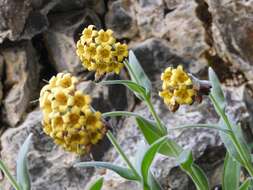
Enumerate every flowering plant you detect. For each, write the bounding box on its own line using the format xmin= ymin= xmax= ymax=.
xmin=1 ymin=26 xmax=253 ymax=190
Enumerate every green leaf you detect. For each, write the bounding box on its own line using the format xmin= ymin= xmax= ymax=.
xmin=229 ymin=119 xmax=251 ymax=164
xmin=190 ymin=164 xmax=210 ymax=190
xmin=148 ymin=172 xmax=163 ymax=190
xmin=219 ymin=119 xmax=251 ymax=165
xmin=170 ymin=124 xmax=231 ymax=135
xmin=74 ymin=162 xmax=139 ymax=181
xmin=239 ymin=178 xmax=253 ymax=190
xmin=178 ymin=149 xmax=193 ymax=170
xmin=17 ymin=133 xmax=33 ymax=190
xmin=104 ymin=111 xmax=182 ymax=157
xmin=208 ymin=67 xmax=226 ymax=111
xmin=219 ymin=121 xmax=243 ymax=164
xmin=141 ymin=136 xmax=168 ymax=186
xmin=134 ymin=142 xmax=148 ymax=175
xmin=100 ymin=80 xmax=146 ymax=100
xmin=126 ymin=50 xmax=152 ymax=92
xmin=85 ymin=177 xmax=104 ymax=190
xmin=136 ymin=117 xmax=182 ymax=157
xmin=0 ymin=160 xmax=21 ymax=190
xmin=222 ymin=153 xmax=241 ymax=190
xmin=136 ymin=116 xmax=163 ymax=137
xmin=177 ymin=150 xmax=209 ymax=190
xmin=102 ymin=111 xmax=143 ymax=118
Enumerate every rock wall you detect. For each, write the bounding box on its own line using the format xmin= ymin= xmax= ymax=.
xmin=0 ymin=0 xmax=253 ymax=190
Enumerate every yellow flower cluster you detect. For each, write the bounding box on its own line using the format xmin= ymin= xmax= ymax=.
xmin=39 ymin=73 xmax=106 ymax=155
xmin=159 ymin=65 xmax=196 ymax=111
xmin=76 ymin=25 xmax=128 ymax=77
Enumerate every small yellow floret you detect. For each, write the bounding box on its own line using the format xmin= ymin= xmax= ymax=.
xmin=159 ymin=65 xmax=196 ymax=111
xmin=39 ymin=73 xmax=106 ymax=155
xmin=76 ymin=25 xmax=128 ymax=77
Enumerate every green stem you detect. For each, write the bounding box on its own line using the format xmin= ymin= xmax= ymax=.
xmin=106 ymin=131 xmax=141 ymax=180
xmin=145 ymin=97 xmax=167 ymax=135
xmin=209 ymin=94 xmax=253 ymax=177
xmin=0 ymin=160 xmax=21 ymax=190
xmin=145 ymin=96 xmax=207 ymax=189
xmin=145 ymin=97 xmax=181 ymax=157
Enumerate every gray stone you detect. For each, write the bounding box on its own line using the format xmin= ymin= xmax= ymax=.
xmin=132 ymin=38 xmax=187 ymax=82
xmin=0 ymin=55 xmax=3 ymax=104
xmin=77 ymin=78 xmax=135 ymax=113
xmin=0 ymin=0 xmax=105 ymax=43
xmin=43 ymin=10 xmax=102 ymax=74
xmin=0 ymin=0 xmax=33 ymax=43
xmin=89 ymin=84 xmax=251 ymax=189
xmin=164 ymin=0 xmax=188 ymax=10
xmin=2 ymin=41 xmax=40 ymax=126
xmin=0 ymin=110 xmax=93 ymax=190
xmin=163 ymin=1 xmax=209 ymax=75
xmin=52 ymin=0 xmax=105 ymax=16
xmin=206 ymin=0 xmax=253 ymax=80
xmin=105 ymin=0 xmax=138 ymax=39
xmin=21 ymin=11 xmax=49 ymax=39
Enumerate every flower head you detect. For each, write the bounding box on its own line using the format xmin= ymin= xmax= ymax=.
xmin=76 ymin=25 xmax=128 ymax=77
xmin=39 ymin=73 xmax=106 ymax=155
xmin=159 ymin=65 xmax=196 ymax=111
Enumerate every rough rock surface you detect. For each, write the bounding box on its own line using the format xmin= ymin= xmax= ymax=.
xmin=91 ymin=85 xmax=251 ymax=190
xmin=132 ymin=38 xmax=188 ymax=81
xmin=0 ymin=0 xmax=253 ymax=190
xmin=0 ymin=0 xmax=105 ymax=43
xmin=0 ymin=55 xmax=3 ymax=104
xmin=0 ymin=110 xmax=93 ymax=190
xmin=206 ymin=0 xmax=253 ymax=80
xmin=77 ymin=79 xmax=134 ymax=113
xmin=43 ymin=10 xmax=102 ymax=74
xmin=1 ymin=41 xmax=39 ymax=127
xmin=0 ymin=0 xmax=33 ymax=43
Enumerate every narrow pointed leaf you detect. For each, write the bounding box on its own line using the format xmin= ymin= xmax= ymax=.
xmin=86 ymin=177 xmax=104 ymax=190
xmin=208 ymin=67 xmax=226 ymax=110
xmin=102 ymin=111 xmax=144 ymax=118
xmin=141 ymin=136 xmax=168 ymax=185
xmin=127 ymin=50 xmax=152 ymax=92
xmin=0 ymin=160 xmax=20 ymax=190
xmin=74 ymin=162 xmax=138 ymax=181
xmin=136 ymin=117 xmax=182 ymax=157
xmin=171 ymin=124 xmax=231 ymax=135
xmin=100 ymin=80 xmax=146 ymax=100
xmin=148 ymin=172 xmax=163 ymax=190
xmin=190 ymin=164 xmax=210 ymax=190
xmin=134 ymin=142 xmax=148 ymax=175
xmin=222 ymin=153 xmax=241 ymax=190
xmin=239 ymin=178 xmax=253 ymax=190
xmin=219 ymin=119 xmax=251 ymax=165
xmin=178 ymin=149 xmax=193 ymax=170
xmin=210 ymin=82 xmax=251 ymax=165
xmin=17 ymin=133 xmax=33 ymax=190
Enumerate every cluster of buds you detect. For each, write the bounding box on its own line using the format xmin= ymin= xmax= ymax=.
xmin=159 ymin=65 xmax=211 ymax=112
xmin=39 ymin=73 xmax=106 ymax=155
xmin=76 ymin=25 xmax=128 ymax=78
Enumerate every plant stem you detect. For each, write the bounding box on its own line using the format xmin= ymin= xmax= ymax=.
xmin=0 ymin=160 xmax=21 ymax=190
xmin=209 ymin=94 xmax=253 ymax=177
xmin=145 ymin=96 xmax=206 ymax=190
xmin=145 ymin=97 xmax=183 ymax=160
xmin=145 ymin=97 xmax=167 ymax=135
xmin=106 ymin=131 xmax=141 ymax=180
